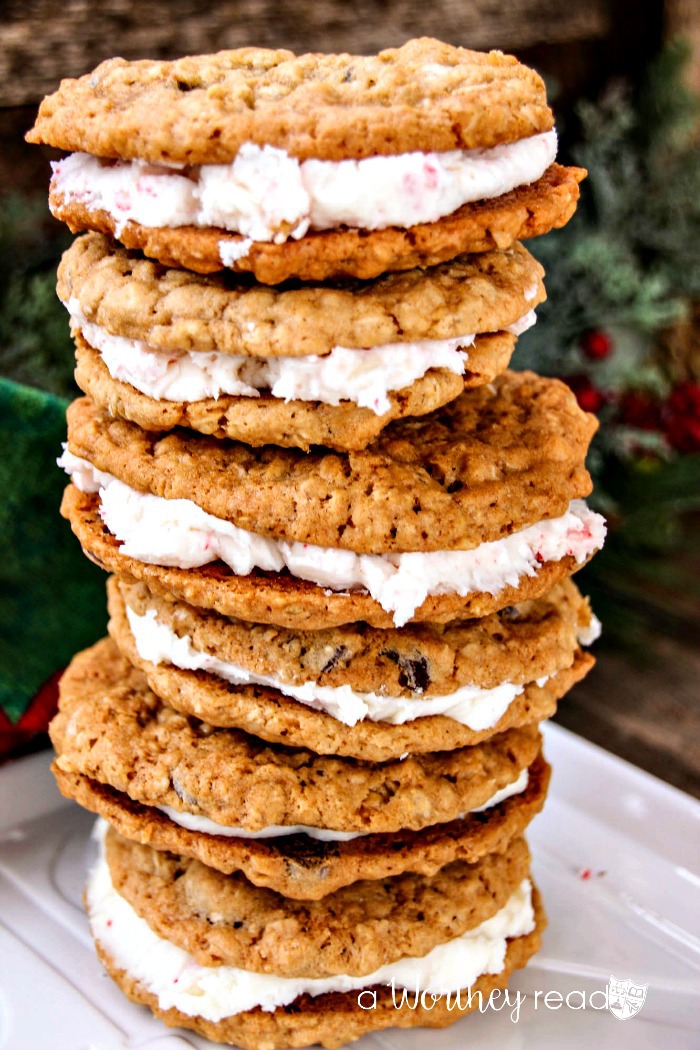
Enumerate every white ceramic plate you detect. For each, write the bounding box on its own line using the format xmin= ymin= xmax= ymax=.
xmin=1 ymin=722 xmax=698 ymax=1049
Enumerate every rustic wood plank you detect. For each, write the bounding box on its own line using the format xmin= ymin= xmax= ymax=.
xmin=555 ymin=634 xmax=700 ymax=799
xmin=1 ymin=0 xmax=609 ymax=106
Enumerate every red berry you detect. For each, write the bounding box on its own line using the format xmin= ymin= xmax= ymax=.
xmin=618 ymin=390 xmax=661 ymax=431
xmin=667 ymin=417 xmax=700 ymax=453
xmin=664 ymin=381 xmax=700 ymax=453
xmin=666 ymin=414 xmax=700 ymax=453
xmin=667 ymin=380 xmax=700 ymax=417
xmin=566 ymin=374 xmax=605 ymax=414
xmin=581 ymin=329 xmax=613 ymax=361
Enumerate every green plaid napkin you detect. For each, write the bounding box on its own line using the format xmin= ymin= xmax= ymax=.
xmin=0 ymin=378 xmax=106 ymax=729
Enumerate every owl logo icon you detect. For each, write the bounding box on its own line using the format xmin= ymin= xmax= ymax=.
xmin=607 ymin=976 xmax=648 ymax=1020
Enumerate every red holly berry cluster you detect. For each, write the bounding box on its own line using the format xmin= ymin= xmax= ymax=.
xmin=565 ymin=329 xmax=615 ymax=413
xmin=568 ymin=328 xmax=700 ymax=455
xmin=664 ymin=381 xmax=700 ymax=453
xmin=618 ymin=390 xmax=661 ymax=431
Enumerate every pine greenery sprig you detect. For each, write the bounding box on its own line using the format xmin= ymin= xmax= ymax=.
xmin=515 ymin=42 xmax=700 ymax=376
xmin=514 ymin=41 xmax=700 ymax=648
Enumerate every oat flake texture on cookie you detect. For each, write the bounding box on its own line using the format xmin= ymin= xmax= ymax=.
xmin=29 ymin=36 xmax=605 ymax=1050
xmin=57 ymin=232 xmax=545 ymax=451
xmin=58 ymin=372 xmax=605 ymax=627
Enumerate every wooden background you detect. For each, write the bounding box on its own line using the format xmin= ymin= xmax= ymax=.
xmin=0 ymin=0 xmax=683 ymax=193
xmin=1 ymin=0 xmax=699 ymax=796
xmin=1 ymin=0 xmax=612 ymax=105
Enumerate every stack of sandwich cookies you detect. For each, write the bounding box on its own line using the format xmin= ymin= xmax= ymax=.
xmin=50 ymin=639 xmax=547 ymax=896
xmin=30 ymin=37 xmax=604 ymax=1049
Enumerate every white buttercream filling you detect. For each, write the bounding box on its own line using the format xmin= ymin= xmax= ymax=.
xmin=58 ymin=449 xmax=607 ymax=628
xmin=577 ymin=611 xmax=602 ymax=646
xmin=86 ymin=828 xmax=535 ymax=1021
xmin=51 ymin=131 xmax=557 ymax=247
xmin=126 ymin=604 xmax=533 ymax=729
xmin=156 ymin=768 xmax=530 ymax=841
xmin=523 ymin=280 xmax=540 ymax=302
xmin=67 ymin=297 xmax=536 ymax=414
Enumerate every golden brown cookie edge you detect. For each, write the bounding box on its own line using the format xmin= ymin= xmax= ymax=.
xmin=50 ymin=164 xmax=584 ymax=283
xmin=52 ymin=753 xmax=550 ymax=899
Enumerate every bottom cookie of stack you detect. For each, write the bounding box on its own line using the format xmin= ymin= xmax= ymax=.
xmin=50 ymin=636 xmax=550 ymax=1046
xmin=89 ymin=822 xmax=545 ymax=1050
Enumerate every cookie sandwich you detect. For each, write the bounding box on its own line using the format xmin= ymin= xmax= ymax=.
xmin=86 ymin=821 xmax=544 ymax=1048
xmin=106 ymin=575 xmax=597 ymax=761
xmin=29 ymin=34 xmax=604 ymax=1050
xmin=59 ymin=372 xmax=605 ymax=630
xmin=28 ymin=38 xmax=585 ymax=283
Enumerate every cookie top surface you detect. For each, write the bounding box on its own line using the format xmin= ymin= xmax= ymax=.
xmin=105 ymin=826 xmax=530 ymax=978
xmin=66 ymin=372 xmax=597 ymax=554
xmin=27 ymin=39 xmax=553 ymax=164
xmin=54 ymin=754 xmax=549 ymax=898
xmin=50 ymin=639 xmax=540 ymax=834
xmin=59 ymin=233 xmax=544 ymax=356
